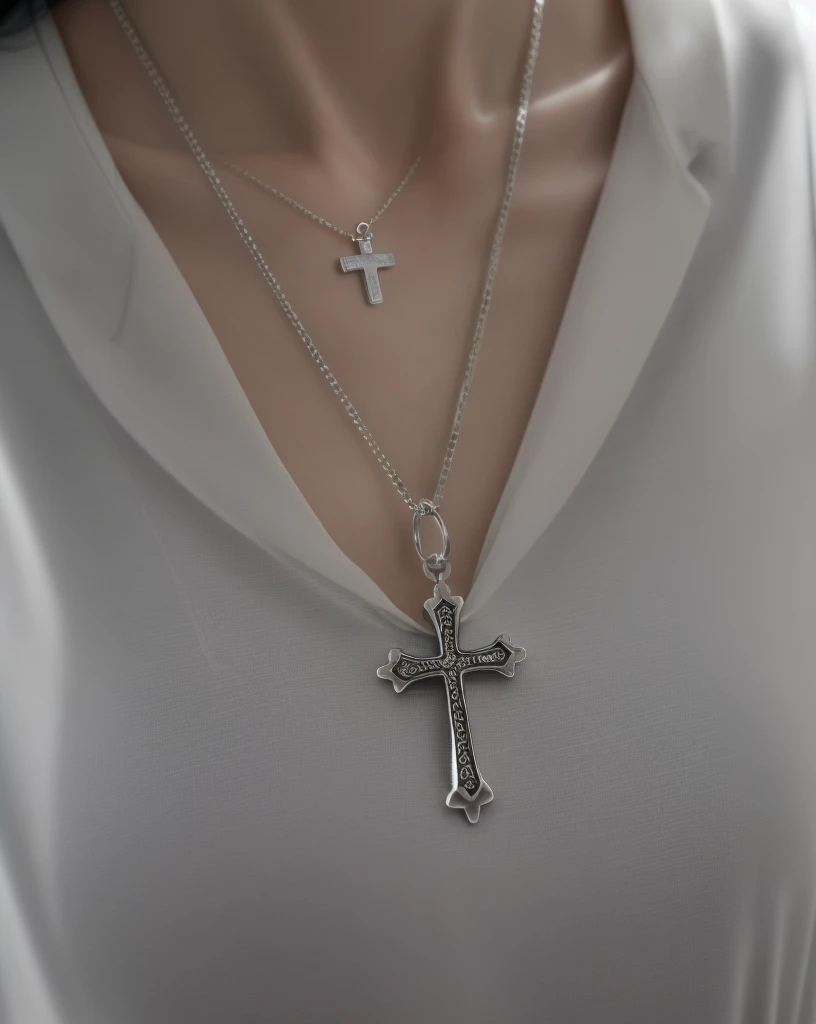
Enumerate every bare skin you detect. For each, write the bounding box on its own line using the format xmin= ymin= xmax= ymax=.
xmin=54 ymin=0 xmax=633 ymax=625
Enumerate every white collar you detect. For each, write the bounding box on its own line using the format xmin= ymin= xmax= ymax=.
xmin=0 ymin=1 xmax=732 ymax=634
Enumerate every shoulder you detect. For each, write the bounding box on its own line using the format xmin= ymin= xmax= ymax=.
xmin=721 ymin=1 xmax=816 ymax=120
xmin=784 ymin=1 xmax=816 ymax=135
xmin=681 ymin=1 xmax=816 ymax=243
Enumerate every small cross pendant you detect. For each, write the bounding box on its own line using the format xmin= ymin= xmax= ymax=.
xmin=339 ymin=224 xmax=395 ymax=305
xmin=377 ymin=582 xmax=526 ymax=824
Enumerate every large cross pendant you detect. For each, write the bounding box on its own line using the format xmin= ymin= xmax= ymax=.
xmin=377 ymin=582 xmax=526 ymax=824
xmin=339 ymin=224 xmax=395 ymax=305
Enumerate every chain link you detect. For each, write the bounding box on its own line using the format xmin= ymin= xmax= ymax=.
xmin=217 ymin=156 xmax=422 ymax=238
xmin=108 ymin=0 xmax=545 ymax=515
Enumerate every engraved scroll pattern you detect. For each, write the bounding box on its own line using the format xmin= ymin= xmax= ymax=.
xmin=445 ymin=669 xmax=480 ymax=791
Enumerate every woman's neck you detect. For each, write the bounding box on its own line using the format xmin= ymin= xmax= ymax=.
xmin=91 ymin=0 xmax=629 ymax=168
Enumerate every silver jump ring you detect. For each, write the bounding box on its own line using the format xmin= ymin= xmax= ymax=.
xmin=423 ymin=558 xmax=452 ymax=583
xmin=354 ymin=221 xmax=372 ymax=240
xmin=412 ymin=502 xmax=451 ymax=566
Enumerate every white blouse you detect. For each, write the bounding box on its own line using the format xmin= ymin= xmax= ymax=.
xmin=1 ymin=2 xmax=816 ymax=1021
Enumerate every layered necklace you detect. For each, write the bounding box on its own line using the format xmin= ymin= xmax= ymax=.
xmin=109 ymin=0 xmax=546 ymax=825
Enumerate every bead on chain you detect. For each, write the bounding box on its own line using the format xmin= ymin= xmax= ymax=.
xmin=107 ymin=0 xmax=545 ymax=515
xmin=217 ymin=156 xmax=422 ymax=239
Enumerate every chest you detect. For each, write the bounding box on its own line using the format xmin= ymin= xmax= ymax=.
xmin=96 ymin=67 xmax=632 ymax=624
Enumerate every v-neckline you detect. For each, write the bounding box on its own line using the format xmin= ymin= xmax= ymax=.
xmin=0 ymin=4 xmax=731 ymax=636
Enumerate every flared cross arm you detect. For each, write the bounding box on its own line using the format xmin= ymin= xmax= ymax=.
xmin=377 ymin=591 xmax=526 ymax=824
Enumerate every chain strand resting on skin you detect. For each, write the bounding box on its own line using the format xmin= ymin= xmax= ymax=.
xmin=217 ymin=155 xmax=422 ymax=239
xmin=108 ymin=0 xmax=546 ymax=515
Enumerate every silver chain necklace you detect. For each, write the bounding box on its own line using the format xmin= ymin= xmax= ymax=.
xmin=218 ymin=154 xmax=422 ymax=305
xmin=109 ymin=0 xmax=545 ymax=824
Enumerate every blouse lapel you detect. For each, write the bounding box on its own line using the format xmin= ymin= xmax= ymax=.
xmin=0 ymin=13 xmax=429 ymax=634
xmin=464 ymin=0 xmax=733 ymax=619
xmin=465 ymin=63 xmax=730 ymax=618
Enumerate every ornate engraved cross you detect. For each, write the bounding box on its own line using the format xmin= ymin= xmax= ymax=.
xmin=339 ymin=224 xmax=395 ymax=305
xmin=378 ymin=583 xmax=526 ymax=824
